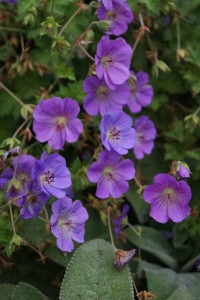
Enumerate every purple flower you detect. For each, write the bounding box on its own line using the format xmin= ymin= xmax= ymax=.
xmin=33 ymin=97 xmax=83 ymax=150
xmin=1 ymin=0 xmax=18 ymax=4
xmin=174 ymin=161 xmax=190 ymax=179
xmin=3 ymin=146 xmax=20 ymax=161
xmin=83 ymin=76 xmax=129 ymax=116
xmin=113 ymin=204 xmax=129 ymax=235
xmin=98 ymin=0 xmax=134 ymax=36
xmin=18 ymin=181 xmax=49 ymax=219
xmin=95 ymin=36 xmax=132 ymax=89
xmin=98 ymin=0 xmax=113 ymax=10
xmin=50 ymin=197 xmax=89 ymax=252
xmin=87 ymin=150 xmax=135 ymax=199
xmin=31 ymin=152 xmax=71 ymax=198
xmin=143 ymin=173 xmax=192 ymax=223
xmin=100 ymin=111 xmax=136 ymax=154
xmin=127 ymin=71 xmax=153 ymax=113
xmin=133 ymin=116 xmax=156 ymax=160
xmin=0 ymin=155 xmax=35 ymax=203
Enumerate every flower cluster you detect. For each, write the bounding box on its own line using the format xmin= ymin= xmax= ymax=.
xmin=0 ymin=151 xmax=88 ymax=252
xmin=85 ymin=1 xmax=157 ymax=200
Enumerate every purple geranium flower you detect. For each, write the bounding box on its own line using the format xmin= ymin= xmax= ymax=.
xmin=33 ymin=97 xmax=83 ymax=150
xmin=32 ymin=152 xmax=71 ymax=198
xmin=0 ymin=155 xmax=35 ymax=203
xmin=95 ymin=35 xmax=132 ymax=89
xmin=98 ymin=0 xmax=134 ymax=36
xmin=18 ymin=181 xmax=49 ymax=219
xmin=100 ymin=111 xmax=136 ymax=154
xmin=113 ymin=204 xmax=129 ymax=235
xmin=50 ymin=197 xmax=89 ymax=252
xmin=87 ymin=150 xmax=135 ymax=199
xmin=98 ymin=0 xmax=113 ymax=10
xmin=127 ymin=71 xmax=153 ymax=113
xmin=143 ymin=173 xmax=192 ymax=223
xmin=133 ymin=116 xmax=156 ymax=160
xmin=83 ymin=76 xmax=129 ymax=116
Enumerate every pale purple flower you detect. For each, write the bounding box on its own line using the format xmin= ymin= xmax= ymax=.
xmin=100 ymin=111 xmax=136 ymax=154
xmin=31 ymin=152 xmax=71 ymax=198
xmin=50 ymin=197 xmax=89 ymax=252
xmin=113 ymin=204 xmax=129 ymax=235
xmin=98 ymin=0 xmax=113 ymax=10
xmin=83 ymin=76 xmax=129 ymax=116
xmin=98 ymin=0 xmax=134 ymax=36
xmin=3 ymin=146 xmax=20 ymax=161
xmin=18 ymin=181 xmax=49 ymax=219
xmin=87 ymin=150 xmax=135 ymax=199
xmin=33 ymin=97 xmax=83 ymax=150
xmin=0 ymin=155 xmax=35 ymax=203
xmin=133 ymin=116 xmax=156 ymax=160
xmin=95 ymin=35 xmax=132 ymax=89
xmin=127 ymin=71 xmax=153 ymax=113
xmin=143 ymin=173 xmax=192 ymax=223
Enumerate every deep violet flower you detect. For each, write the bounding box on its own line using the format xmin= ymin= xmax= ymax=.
xmin=143 ymin=173 xmax=192 ymax=223
xmin=83 ymin=76 xmax=129 ymax=116
xmin=50 ymin=197 xmax=89 ymax=252
xmin=113 ymin=204 xmax=129 ymax=235
xmin=95 ymin=35 xmax=132 ymax=89
xmin=18 ymin=181 xmax=49 ymax=219
xmin=98 ymin=0 xmax=113 ymax=10
xmin=33 ymin=97 xmax=83 ymax=150
xmin=31 ymin=152 xmax=71 ymax=198
xmin=133 ymin=116 xmax=156 ymax=160
xmin=0 ymin=155 xmax=35 ymax=203
xmin=87 ymin=150 xmax=135 ymax=199
xmin=100 ymin=111 xmax=136 ymax=154
xmin=98 ymin=0 xmax=134 ymax=36
xmin=127 ymin=71 xmax=153 ymax=113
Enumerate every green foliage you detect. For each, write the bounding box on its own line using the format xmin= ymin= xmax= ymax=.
xmin=0 ymin=284 xmax=16 ymax=300
xmin=60 ymin=239 xmax=134 ymax=300
xmin=12 ymin=282 xmax=48 ymax=300
xmin=125 ymin=226 xmax=177 ymax=268
xmin=144 ymin=267 xmax=200 ymax=299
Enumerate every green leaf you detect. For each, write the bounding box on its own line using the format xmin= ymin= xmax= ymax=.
xmin=145 ymin=267 xmax=200 ymax=299
xmin=60 ymin=239 xmax=134 ymax=300
xmin=55 ymin=65 xmax=75 ymax=80
xmin=166 ymin=286 xmax=193 ymax=300
xmin=12 ymin=282 xmax=48 ymax=300
xmin=0 ymin=284 xmax=16 ymax=300
xmin=125 ymin=226 xmax=177 ymax=268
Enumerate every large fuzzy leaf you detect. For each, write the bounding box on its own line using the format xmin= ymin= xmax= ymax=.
xmin=60 ymin=239 xmax=134 ymax=300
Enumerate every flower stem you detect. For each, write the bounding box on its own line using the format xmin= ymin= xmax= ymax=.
xmin=0 ymin=26 xmax=26 ymax=33
xmin=39 ymin=216 xmax=50 ymax=224
xmin=0 ymin=82 xmax=25 ymax=108
xmin=51 ymin=0 xmax=55 ymax=16
xmin=22 ymin=238 xmax=46 ymax=262
xmin=78 ymin=44 xmax=95 ymax=61
xmin=9 ymin=203 xmax=16 ymax=235
xmin=127 ymin=223 xmax=142 ymax=259
xmin=12 ymin=117 xmax=31 ymax=139
xmin=131 ymin=31 xmax=143 ymax=58
xmin=58 ymin=7 xmax=82 ymax=37
xmin=107 ymin=206 xmax=115 ymax=248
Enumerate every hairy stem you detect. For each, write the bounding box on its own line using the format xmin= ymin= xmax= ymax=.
xmin=58 ymin=7 xmax=82 ymax=37
xmin=107 ymin=206 xmax=115 ymax=248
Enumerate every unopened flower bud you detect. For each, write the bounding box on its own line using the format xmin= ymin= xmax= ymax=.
xmin=97 ymin=20 xmax=112 ymax=32
xmin=40 ymin=16 xmax=59 ymax=38
xmin=174 ymin=161 xmax=191 ymax=179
